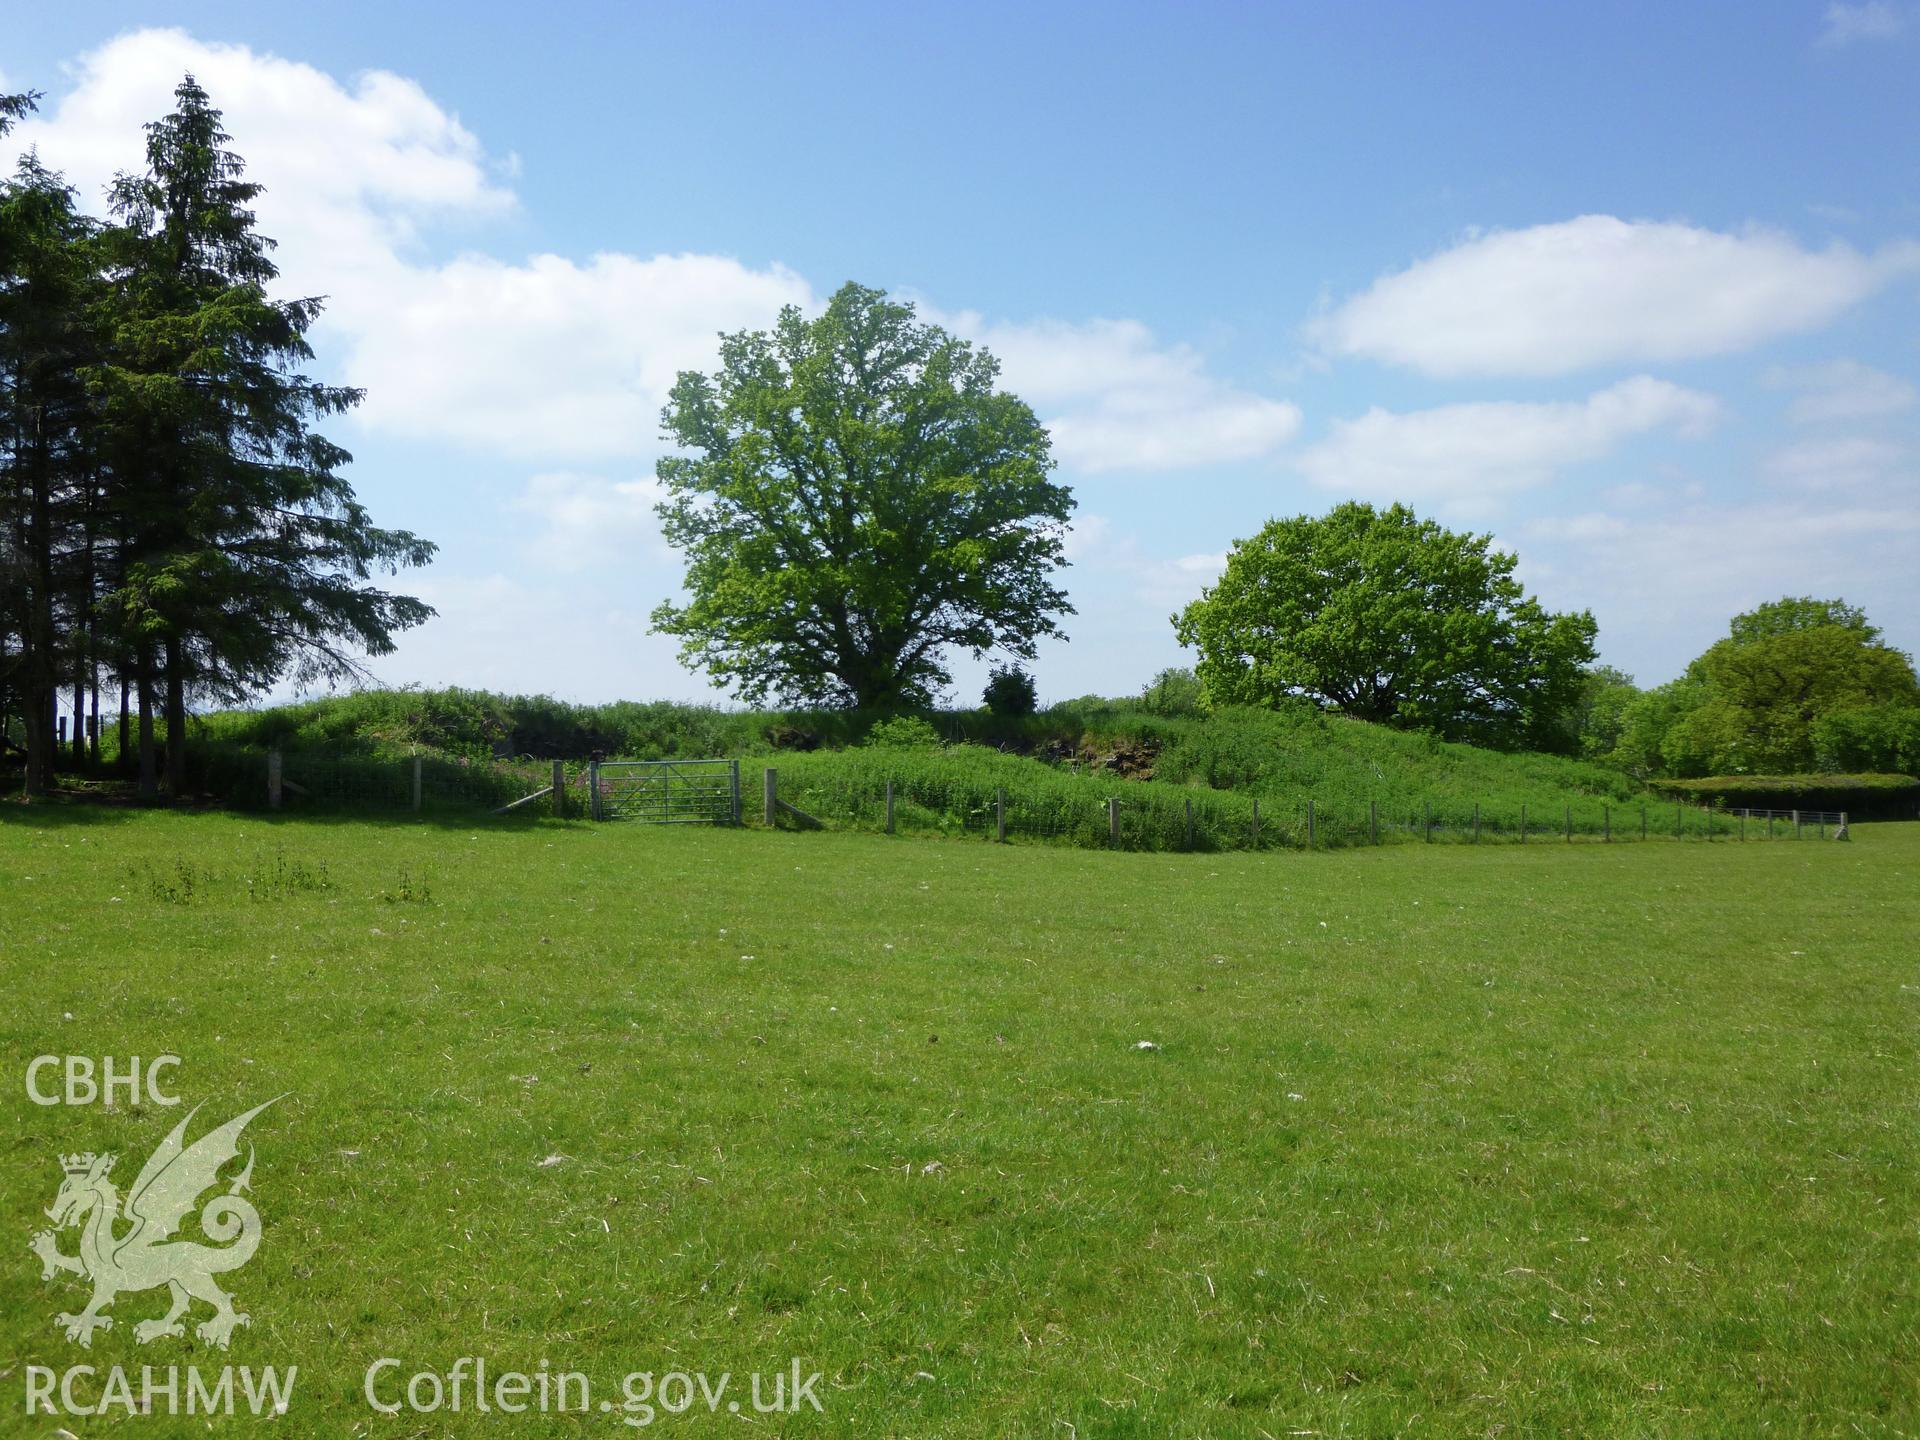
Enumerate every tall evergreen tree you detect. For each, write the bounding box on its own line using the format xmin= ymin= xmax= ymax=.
xmin=92 ymin=76 xmax=434 ymax=794
xmin=1 ymin=141 xmax=100 ymax=796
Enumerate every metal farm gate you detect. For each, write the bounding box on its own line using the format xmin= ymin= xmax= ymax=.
xmin=589 ymin=758 xmax=741 ymax=824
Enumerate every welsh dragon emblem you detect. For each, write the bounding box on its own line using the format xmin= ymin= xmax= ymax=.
xmin=29 ymin=1098 xmax=279 ymax=1349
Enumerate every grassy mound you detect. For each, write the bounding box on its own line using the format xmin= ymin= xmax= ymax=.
xmin=177 ymin=688 xmax=1714 ymax=845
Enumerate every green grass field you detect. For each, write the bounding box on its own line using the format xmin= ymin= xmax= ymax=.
xmin=3 ymin=809 xmax=1916 ymax=1436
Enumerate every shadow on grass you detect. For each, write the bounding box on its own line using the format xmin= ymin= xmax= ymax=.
xmin=0 ymin=786 xmax=590 ymax=835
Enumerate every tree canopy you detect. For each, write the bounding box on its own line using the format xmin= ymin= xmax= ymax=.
xmin=1598 ymin=597 xmax=1919 ymax=777
xmin=1 ymin=75 xmax=433 ymax=797
xmin=1173 ymin=501 xmax=1597 ymax=749
xmin=651 ymin=283 xmax=1074 ymax=709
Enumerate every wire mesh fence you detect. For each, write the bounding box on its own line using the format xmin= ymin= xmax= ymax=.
xmin=758 ymin=765 xmax=1853 ymax=853
xmin=192 ymin=744 xmax=588 ymax=816
xmin=180 ymin=745 xmax=1858 ymax=851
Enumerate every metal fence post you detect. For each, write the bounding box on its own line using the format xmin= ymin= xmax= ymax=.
xmin=1473 ymin=802 xmax=1481 ymax=843
xmin=1423 ymin=800 xmax=1431 ymax=843
xmin=1565 ymin=804 xmax=1572 ymax=843
xmin=764 ymin=767 xmax=777 ymax=827
xmin=1739 ymin=808 xmax=1745 ymax=841
xmin=1370 ymin=799 xmax=1378 ymax=845
xmin=267 ymin=749 xmax=282 ymax=810
xmin=1251 ymin=798 xmax=1260 ymax=847
xmin=730 ymin=759 xmax=742 ymax=825
xmin=997 ymin=787 xmax=1007 ymax=843
xmin=1793 ymin=808 xmax=1801 ymax=839
xmin=552 ymin=759 xmax=566 ymax=818
xmin=411 ymin=753 xmax=423 ymax=814
xmin=1306 ymin=798 xmax=1315 ymax=849
xmin=1641 ymin=805 xmax=1647 ymax=840
xmin=1603 ymin=804 xmax=1610 ymax=842
xmin=1520 ymin=803 xmax=1527 ymax=843
xmin=885 ymin=780 xmax=895 ymax=834
xmin=1184 ymin=796 xmax=1194 ymax=849
xmin=1108 ymin=796 xmax=1119 ymax=846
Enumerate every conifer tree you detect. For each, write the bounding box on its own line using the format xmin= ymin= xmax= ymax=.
xmin=92 ymin=76 xmax=434 ymax=794
xmin=1 ymin=134 xmax=100 ymax=795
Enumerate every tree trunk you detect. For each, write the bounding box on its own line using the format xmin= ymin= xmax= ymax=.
xmin=136 ymin=656 xmax=157 ymax=799
xmin=22 ymin=411 xmax=56 ymax=798
xmin=163 ymin=636 xmax=187 ymax=796
xmin=21 ymin=699 xmax=49 ymax=799
xmin=118 ymin=669 xmax=131 ymax=774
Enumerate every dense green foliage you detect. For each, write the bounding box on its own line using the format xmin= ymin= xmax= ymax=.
xmin=5 ymin=810 xmax=1913 ymax=1434
xmin=168 ymin=687 xmax=1711 ymax=844
xmin=981 ymin=663 xmax=1037 ymax=716
xmin=1656 ymin=772 xmax=1919 ymax=820
xmin=1174 ymin=501 xmax=1596 ymax=751
xmin=651 ymin=283 xmax=1073 ymax=708
xmin=1813 ymin=701 xmax=1920 ymax=772
xmin=1597 ymin=597 xmax=1919 ymax=777
xmin=0 ymin=78 xmax=432 ymax=800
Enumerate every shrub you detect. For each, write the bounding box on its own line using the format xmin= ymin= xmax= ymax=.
xmin=1140 ymin=667 xmax=1205 ymax=716
xmin=864 ymin=715 xmax=944 ymax=749
xmin=983 ymin=665 xmax=1038 ymax=717
xmin=1655 ymin=773 xmax=1919 ymax=819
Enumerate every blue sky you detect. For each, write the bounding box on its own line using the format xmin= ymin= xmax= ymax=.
xmin=5 ymin=2 xmax=1918 ymax=706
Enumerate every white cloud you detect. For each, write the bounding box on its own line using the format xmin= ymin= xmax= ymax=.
xmin=935 ymin=313 xmax=1302 ymax=473
xmin=13 ymin=30 xmax=816 ymax=465
xmin=17 ymin=30 xmax=1290 ymax=476
xmin=1762 ymin=359 xmax=1917 ymax=423
xmin=1517 ymin=498 xmax=1920 ymax=680
xmin=1763 ymin=436 xmax=1912 ymax=491
xmin=13 ymin=28 xmax=514 ymax=293
xmin=1819 ymin=2 xmax=1906 ymax=45
xmin=1311 ymin=216 xmax=1920 ymax=377
xmin=508 ymin=472 xmax=670 ymax=570
xmin=1294 ymin=376 xmax=1719 ymax=507
xmin=346 ymin=253 xmax=813 ymax=460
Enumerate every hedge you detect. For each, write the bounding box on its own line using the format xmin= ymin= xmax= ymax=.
xmin=1654 ymin=773 xmax=1919 ymax=820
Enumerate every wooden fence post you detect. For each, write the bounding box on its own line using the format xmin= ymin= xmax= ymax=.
xmin=1423 ymin=800 xmax=1431 ymax=843
xmin=885 ymin=780 xmax=895 ymax=834
xmin=1370 ymin=799 xmax=1378 ymax=845
xmin=1565 ymin=804 xmax=1572 ymax=843
xmin=1641 ymin=805 xmax=1647 ymax=840
xmin=1473 ymin=802 xmax=1481 ymax=843
xmin=552 ymin=759 xmax=566 ymax=818
xmin=730 ymin=759 xmax=742 ymax=825
xmin=1520 ymin=804 xmax=1527 ymax=844
xmin=1251 ymin=798 xmax=1260 ymax=846
xmin=1739 ymin=808 xmax=1746 ymax=841
xmin=1306 ymin=798 xmax=1315 ymax=849
xmin=267 ymin=749 xmax=282 ymax=810
xmin=1108 ymin=796 xmax=1119 ymax=846
xmin=1184 ymin=796 xmax=1194 ymax=848
xmin=1604 ymin=804 xmax=1610 ymax=842
xmin=1793 ymin=808 xmax=1801 ymax=839
xmin=997 ymin=787 xmax=1007 ymax=843
xmin=411 ymin=753 xmax=423 ymax=814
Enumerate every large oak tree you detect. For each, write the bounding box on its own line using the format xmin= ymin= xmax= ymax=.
xmin=652 ymin=283 xmax=1073 ymax=709
xmin=1174 ymin=501 xmax=1597 ymax=750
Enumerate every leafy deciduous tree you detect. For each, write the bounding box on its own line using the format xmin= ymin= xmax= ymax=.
xmin=652 ymin=283 xmax=1074 ymax=710
xmin=1173 ymin=501 xmax=1597 ymax=750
